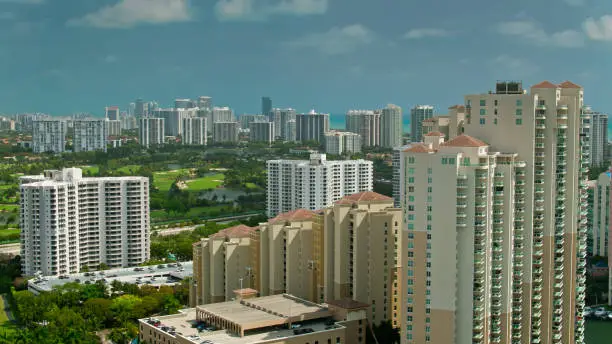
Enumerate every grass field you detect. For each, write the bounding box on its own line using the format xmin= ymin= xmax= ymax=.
xmin=116 ymin=165 xmax=141 ymax=174
xmin=154 ymin=170 xmax=224 ymax=192
xmin=150 ymin=205 xmax=226 ymax=220
xmin=586 ymin=320 xmax=612 ymax=343
xmin=153 ymin=169 xmax=190 ymax=192
xmin=185 ymin=174 xmax=224 ymax=190
xmin=79 ymin=165 xmax=99 ymax=175
xmin=0 ymin=204 xmax=17 ymax=212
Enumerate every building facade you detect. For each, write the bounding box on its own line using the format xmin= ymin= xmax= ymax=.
xmin=239 ymin=114 xmax=267 ymax=130
xmin=324 ymin=131 xmax=362 ymax=155
xmin=592 ymin=171 xmax=610 ymax=257
xmin=193 ymin=192 xmax=401 ymax=327
xmin=213 ymin=121 xmax=239 ymax=143
xmin=212 ymin=107 xmax=235 ymax=123
xmin=381 ymin=104 xmax=403 ymax=148
xmin=249 ymin=121 xmax=274 ymax=144
xmin=296 ymin=111 xmax=329 ymax=143
xmin=261 ymin=96 xmax=272 ymax=116
xmin=152 ymin=108 xmax=197 ymax=137
xmin=19 ymin=168 xmax=150 ymax=276
xmin=346 ymin=110 xmax=381 ymax=147
xmin=73 ymin=119 xmax=108 ymax=152
xmin=410 ymin=105 xmax=434 ymax=143
xmin=182 ymin=117 xmax=207 ymax=145
xmin=399 ymin=81 xmax=589 ymax=344
xmin=584 ymin=108 xmax=608 ymax=167
xmin=270 ymin=108 xmax=297 ymax=141
xmin=422 ymin=116 xmax=450 ymax=138
xmin=32 ymin=120 xmax=67 ymax=154
xmin=266 ymin=154 xmax=372 ymax=217
xmin=105 ymin=106 xmax=120 ymax=121
xmin=105 ymin=119 xmax=121 ymax=137
xmin=138 ymin=118 xmax=165 ymax=147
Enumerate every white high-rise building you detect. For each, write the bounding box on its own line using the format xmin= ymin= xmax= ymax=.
xmin=324 ymin=131 xmax=362 ymax=155
xmin=73 ymin=119 xmax=108 ymax=153
xmin=138 ymin=118 xmax=165 ymax=147
xmin=346 ymin=110 xmax=381 ymax=147
xmin=410 ymin=105 xmax=434 ymax=142
xmin=239 ymin=114 xmax=268 ymax=129
xmin=249 ymin=121 xmax=274 ymax=144
xmin=381 ymin=104 xmax=403 ymax=148
xmin=583 ymin=107 xmax=608 ymax=167
xmin=212 ymin=107 xmax=235 ymax=123
xmin=296 ymin=111 xmax=329 ymax=143
xmin=182 ymin=117 xmax=207 ymax=145
xmin=592 ymin=171 xmax=610 ymax=257
xmin=399 ymin=81 xmax=589 ymax=344
xmin=19 ymin=168 xmax=150 ymax=276
xmin=152 ymin=108 xmax=197 ymax=137
xmin=105 ymin=119 xmax=121 ymax=137
xmin=175 ymin=98 xmax=196 ymax=109
xmin=270 ymin=108 xmax=297 ymax=140
xmin=266 ymin=153 xmax=373 ymax=217
xmin=213 ymin=121 xmax=239 ymax=143
xmin=32 ymin=120 xmax=67 ymax=154
xmin=105 ymin=106 xmax=120 ymax=121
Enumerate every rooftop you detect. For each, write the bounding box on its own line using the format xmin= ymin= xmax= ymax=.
xmin=403 ymin=143 xmax=435 ymax=153
xmin=532 ymin=80 xmax=558 ymax=89
xmin=424 ymin=131 xmax=444 ymax=137
xmin=558 ymin=80 xmax=582 ymax=89
xmin=442 ymin=134 xmax=488 ymax=148
xmin=209 ymin=224 xmax=255 ymax=239
xmin=326 ymin=298 xmax=370 ymax=310
xmin=269 ymin=209 xmax=317 ymax=224
xmin=336 ymin=191 xmax=393 ymax=205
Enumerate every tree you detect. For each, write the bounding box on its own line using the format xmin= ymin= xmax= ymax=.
xmin=82 ymin=298 xmax=113 ymax=329
xmin=110 ymin=294 xmax=143 ymax=324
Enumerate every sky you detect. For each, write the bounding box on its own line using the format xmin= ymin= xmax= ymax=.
xmin=0 ymin=0 xmax=611 ymax=116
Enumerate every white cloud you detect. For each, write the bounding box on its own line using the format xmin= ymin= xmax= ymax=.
xmin=489 ymin=55 xmax=539 ymax=77
xmin=67 ymin=0 xmax=191 ymax=29
xmin=497 ymin=20 xmax=584 ymax=48
xmin=215 ymin=0 xmax=327 ymax=21
xmin=583 ymin=15 xmax=612 ymax=41
xmin=403 ymin=28 xmax=451 ymax=39
xmin=285 ymin=24 xmax=374 ymax=55
xmin=564 ymin=0 xmax=585 ymax=6
xmin=0 ymin=0 xmax=44 ymax=4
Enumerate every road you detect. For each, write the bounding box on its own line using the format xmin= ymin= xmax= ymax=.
xmin=155 ymin=212 xmax=262 ymax=236
xmin=0 ymin=243 xmax=19 ymax=256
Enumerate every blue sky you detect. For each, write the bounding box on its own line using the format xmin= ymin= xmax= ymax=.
xmin=0 ymin=0 xmax=611 ymax=116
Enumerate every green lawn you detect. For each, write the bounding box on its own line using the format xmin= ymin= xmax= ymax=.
xmin=185 ymin=174 xmax=224 ymax=190
xmin=245 ymin=182 xmax=258 ymax=189
xmin=116 ymin=164 xmax=141 ymax=174
xmin=153 ymin=169 xmax=190 ymax=192
xmin=79 ymin=165 xmax=99 ymax=175
xmin=586 ymin=320 xmax=612 ymax=343
xmin=151 ymin=205 xmax=226 ymax=220
xmin=0 ymin=204 xmax=17 ymax=212
xmin=0 ymin=296 xmax=8 ymax=324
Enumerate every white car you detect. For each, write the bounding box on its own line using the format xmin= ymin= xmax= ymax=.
xmin=594 ymin=307 xmax=607 ymax=318
xmin=584 ymin=307 xmax=593 ymax=317
xmin=607 ymin=311 xmax=612 ymax=320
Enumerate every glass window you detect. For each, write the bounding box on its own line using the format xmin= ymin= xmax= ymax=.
xmin=480 ymin=109 xmax=486 ymax=116
xmin=480 ymin=99 xmax=486 ymax=106
xmin=516 ymin=118 xmax=522 ymax=125
xmin=494 ymin=118 xmax=497 ymax=125
xmin=479 ymin=118 xmax=486 ymax=125
xmin=441 ymin=158 xmax=447 ymax=165
xmin=516 ymin=99 xmax=522 ymax=107
xmin=516 ymin=109 xmax=522 ymax=116
xmin=408 ymin=214 xmax=414 ymax=220
xmin=408 ymin=168 xmax=415 ymax=175
xmin=449 ymin=158 xmax=456 ymax=164
xmin=408 ymin=223 xmax=414 ymax=230
xmin=409 ymin=196 xmax=414 ymax=202
xmin=408 ymin=177 xmax=414 ymax=183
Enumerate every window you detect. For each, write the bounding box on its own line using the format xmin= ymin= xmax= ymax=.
xmin=408 ymin=223 xmax=414 ymax=229
xmin=516 ymin=118 xmax=522 ymax=125
xmin=494 ymin=118 xmax=497 ymax=125
xmin=516 ymin=109 xmax=522 ymax=116
xmin=409 ymin=196 xmax=415 ymax=202
xmin=427 ymin=234 xmax=431 ymax=239
xmin=448 ymin=157 xmax=456 ymax=164
xmin=407 ymin=261 xmax=413 ymax=267
xmin=408 ymin=177 xmax=414 ymax=183
xmin=427 ymin=177 xmax=432 ymax=183
xmin=408 ymin=157 xmax=415 ymax=163
xmin=408 ymin=214 xmax=414 ymax=220
xmin=479 ymin=118 xmax=486 ymax=125
xmin=408 ymin=279 xmax=414 ymax=285
xmin=427 ymin=168 xmax=432 ymax=174
xmin=426 ymin=290 xmax=431 ymax=295
xmin=408 ymin=186 xmax=414 ymax=192
xmin=408 ymin=205 xmax=414 ymax=211
xmin=408 ymin=233 xmax=414 ymax=239
xmin=441 ymin=158 xmax=448 ymax=164
xmin=480 ymin=99 xmax=486 ymax=106
xmin=494 ymin=99 xmax=498 ymax=106
xmin=408 ymin=242 xmax=414 ymax=249
xmin=427 ymin=186 xmax=432 ymax=193
xmin=480 ymin=109 xmax=486 ymax=116
xmin=427 ymin=206 xmax=432 ymax=212
xmin=408 ymin=252 xmax=414 ymax=257
xmin=407 ymin=287 xmax=413 ymax=294
xmin=408 ymin=168 xmax=415 ymax=175
xmin=516 ymin=99 xmax=522 ymax=106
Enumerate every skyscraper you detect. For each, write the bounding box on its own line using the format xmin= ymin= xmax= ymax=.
xmin=32 ymin=120 xmax=67 ymax=154
xmin=134 ymin=98 xmax=146 ymax=117
xmin=381 ymin=104 xmax=403 ymax=148
xmin=591 ymin=171 xmax=610 ymax=257
xmin=175 ymin=98 xmax=196 ymax=109
xmin=270 ymin=108 xmax=297 ymax=140
xmin=296 ymin=110 xmax=330 ymax=143
xmin=152 ymin=108 xmax=197 ymax=137
xmin=400 ymin=81 xmax=588 ymax=344
xmin=73 ymin=119 xmax=107 ymax=152
xmin=410 ymin=105 xmax=434 ymax=142
xmin=583 ymin=107 xmax=608 ymax=167
xmin=138 ymin=118 xmax=165 ymax=147
xmin=19 ymin=168 xmax=150 ymax=276
xmin=212 ymin=107 xmax=235 ymax=123
xmin=266 ymin=153 xmax=372 ymax=217
xmin=346 ymin=110 xmax=381 ymax=147
xmin=212 ymin=121 xmax=239 ymax=143
xmin=262 ymin=96 xmax=272 ymax=116
xmin=105 ymin=106 xmax=120 ymax=121
xmin=249 ymin=121 xmax=274 ymax=144
xmin=182 ymin=117 xmax=207 ymax=145
xmin=324 ymin=131 xmax=362 ymax=155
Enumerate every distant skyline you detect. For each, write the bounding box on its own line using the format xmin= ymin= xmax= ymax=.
xmin=0 ymin=0 xmax=611 ymax=115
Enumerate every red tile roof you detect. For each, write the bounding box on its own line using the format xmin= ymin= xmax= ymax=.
xmin=442 ymin=134 xmax=487 ymax=147
xmin=532 ymin=81 xmax=558 ymax=89
xmin=209 ymin=224 xmax=255 ymax=239
xmin=336 ymin=191 xmax=393 ymax=205
xmin=403 ymin=144 xmax=435 ymax=153
xmin=269 ymin=209 xmax=317 ymax=224
xmin=424 ymin=131 xmax=444 ymax=137
xmin=558 ymin=80 xmax=582 ymax=89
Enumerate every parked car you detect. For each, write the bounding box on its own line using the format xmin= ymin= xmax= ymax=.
xmin=584 ymin=307 xmax=593 ymax=317
xmin=594 ymin=307 xmax=607 ymax=318
xmin=607 ymin=311 xmax=612 ymax=320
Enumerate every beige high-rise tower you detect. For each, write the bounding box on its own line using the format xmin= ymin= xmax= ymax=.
xmin=400 ymin=81 xmax=588 ymax=344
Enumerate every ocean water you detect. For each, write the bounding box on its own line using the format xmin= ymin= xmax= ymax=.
xmin=330 ymin=114 xmax=612 ymax=139
xmin=330 ymin=114 xmax=411 ymax=133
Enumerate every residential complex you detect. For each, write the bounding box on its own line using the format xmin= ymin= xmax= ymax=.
xmin=182 ymin=117 xmax=207 ymax=145
xmin=583 ymin=107 xmax=608 ymax=167
xmin=105 ymin=106 xmax=120 ymax=121
xmin=249 ymin=121 xmax=274 ymax=144
xmin=324 ymin=130 xmax=361 ymax=155
xmin=32 ymin=120 xmax=67 ymax=154
xmin=152 ymin=108 xmax=197 ymax=137
xmin=270 ymin=108 xmax=297 ymax=141
xmin=296 ymin=111 xmax=329 ymax=143
xmin=346 ymin=110 xmax=381 ymax=147
xmin=239 ymin=114 xmax=267 ymax=130
xmin=399 ymin=81 xmax=589 ymax=344
xmin=212 ymin=106 xmax=235 ymax=123
xmin=105 ymin=119 xmax=121 ymax=136
xmin=141 ymin=294 xmax=368 ymax=344
xmin=192 ymin=191 xmax=402 ymax=327
xmin=266 ymin=154 xmax=373 ymax=217
xmin=19 ymin=168 xmax=150 ymax=276
xmin=213 ymin=121 xmax=239 ymax=143
xmin=73 ymin=119 xmax=108 ymax=152
xmin=422 ymin=115 xmax=450 ymax=138
xmin=175 ymin=98 xmax=196 ymax=109
xmin=381 ymin=104 xmax=403 ymax=148
xmin=592 ymin=171 xmax=610 ymax=257
xmin=138 ymin=117 xmax=165 ymax=147
xmin=410 ymin=105 xmax=434 ymax=142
